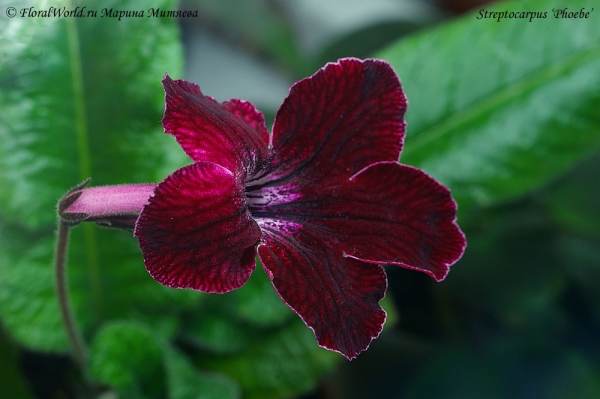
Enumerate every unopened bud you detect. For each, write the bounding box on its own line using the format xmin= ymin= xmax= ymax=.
xmin=58 ymin=179 xmax=156 ymax=230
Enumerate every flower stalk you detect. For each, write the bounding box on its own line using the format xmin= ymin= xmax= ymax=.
xmin=54 ymin=220 xmax=87 ymax=370
xmin=55 ymin=180 xmax=155 ymax=371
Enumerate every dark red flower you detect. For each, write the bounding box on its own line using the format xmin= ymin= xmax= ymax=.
xmin=134 ymin=58 xmax=466 ymax=359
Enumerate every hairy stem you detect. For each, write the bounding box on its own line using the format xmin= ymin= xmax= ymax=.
xmin=54 ymin=221 xmax=87 ymax=370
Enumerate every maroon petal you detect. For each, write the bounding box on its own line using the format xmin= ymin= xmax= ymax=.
xmin=339 ymin=163 xmax=465 ymax=280
xmin=256 ymin=58 xmax=406 ymax=186
xmin=257 ymin=224 xmax=387 ymax=360
xmin=162 ymin=75 xmax=268 ymax=174
xmin=250 ymin=162 xmax=465 ymax=281
xmin=134 ymin=162 xmax=262 ymax=293
xmin=222 ymin=99 xmax=270 ymax=146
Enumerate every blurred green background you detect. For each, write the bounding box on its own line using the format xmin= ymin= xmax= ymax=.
xmin=1 ymin=0 xmax=600 ymax=398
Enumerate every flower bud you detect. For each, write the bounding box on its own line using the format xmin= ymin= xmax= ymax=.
xmin=58 ymin=179 xmax=156 ymax=230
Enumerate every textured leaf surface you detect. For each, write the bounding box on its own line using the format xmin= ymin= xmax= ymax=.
xmin=90 ymin=321 xmax=240 ymax=399
xmin=90 ymin=321 xmax=165 ymax=397
xmin=0 ymin=0 xmax=200 ymax=352
xmin=0 ymin=0 xmax=184 ymax=227
xmin=205 ymin=319 xmax=339 ymax=399
xmin=165 ymin=348 xmax=240 ymax=399
xmin=379 ymin=0 xmax=600 ymax=212
xmin=226 ymin=261 xmax=294 ymax=327
xmin=0 ymin=221 xmax=68 ymax=350
xmin=180 ymin=267 xmax=295 ymax=356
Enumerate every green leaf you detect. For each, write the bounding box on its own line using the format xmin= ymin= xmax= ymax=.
xmin=90 ymin=321 xmax=240 ymax=399
xmin=0 ymin=221 xmax=68 ymax=351
xmin=204 ymin=319 xmax=339 ymax=399
xmin=89 ymin=321 xmax=165 ymax=398
xmin=378 ymin=0 xmax=600 ymax=212
xmin=0 ymin=0 xmax=200 ymax=352
xmin=226 ymin=260 xmax=294 ymax=327
xmin=0 ymin=0 xmax=185 ymax=227
xmin=0 ymin=216 xmax=201 ymax=352
xmin=181 ymin=310 xmax=251 ymax=355
xmin=164 ymin=348 xmax=240 ymax=399
xmin=179 ymin=267 xmax=294 ymax=356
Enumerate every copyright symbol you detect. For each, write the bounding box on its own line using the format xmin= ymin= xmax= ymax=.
xmin=6 ymin=7 xmax=16 ymax=17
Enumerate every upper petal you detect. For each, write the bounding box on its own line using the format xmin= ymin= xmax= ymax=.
xmin=253 ymin=58 xmax=406 ymax=187
xmin=257 ymin=223 xmax=387 ymax=360
xmin=222 ymin=98 xmax=270 ymax=146
xmin=251 ymin=162 xmax=465 ymax=281
xmin=162 ymin=75 xmax=269 ymax=174
xmin=134 ymin=162 xmax=262 ymax=293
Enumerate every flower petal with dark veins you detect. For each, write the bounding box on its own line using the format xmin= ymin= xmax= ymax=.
xmin=130 ymin=58 xmax=466 ymax=361
xmin=257 ymin=222 xmax=387 ymax=360
xmin=250 ymin=162 xmax=465 ymax=281
xmin=162 ymin=75 xmax=269 ymax=174
xmin=340 ymin=163 xmax=465 ymax=280
xmin=135 ymin=162 xmax=262 ymax=293
xmin=222 ymin=98 xmax=270 ymax=146
xmin=249 ymin=58 xmax=406 ymax=188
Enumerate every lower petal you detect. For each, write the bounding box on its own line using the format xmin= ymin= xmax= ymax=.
xmin=134 ymin=162 xmax=262 ymax=293
xmin=257 ymin=223 xmax=387 ymax=360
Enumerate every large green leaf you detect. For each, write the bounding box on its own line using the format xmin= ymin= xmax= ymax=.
xmin=89 ymin=321 xmax=240 ymax=399
xmin=0 ymin=221 xmax=68 ymax=350
xmin=0 ymin=0 xmax=186 ymax=227
xmin=378 ymin=0 xmax=600 ymax=212
xmin=0 ymin=0 xmax=200 ymax=351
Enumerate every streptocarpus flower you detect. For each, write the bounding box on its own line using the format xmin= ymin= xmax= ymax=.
xmin=61 ymin=58 xmax=466 ymax=360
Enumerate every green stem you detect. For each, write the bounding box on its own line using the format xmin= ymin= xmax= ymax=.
xmin=64 ymin=0 xmax=102 ymax=317
xmin=54 ymin=221 xmax=87 ymax=370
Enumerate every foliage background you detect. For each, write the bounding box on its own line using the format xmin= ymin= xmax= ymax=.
xmin=1 ymin=0 xmax=600 ymax=398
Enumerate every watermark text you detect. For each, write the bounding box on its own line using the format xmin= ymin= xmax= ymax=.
xmin=6 ymin=6 xmax=199 ymax=21
xmin=477 ymin=7 xmax=594 ymax=22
